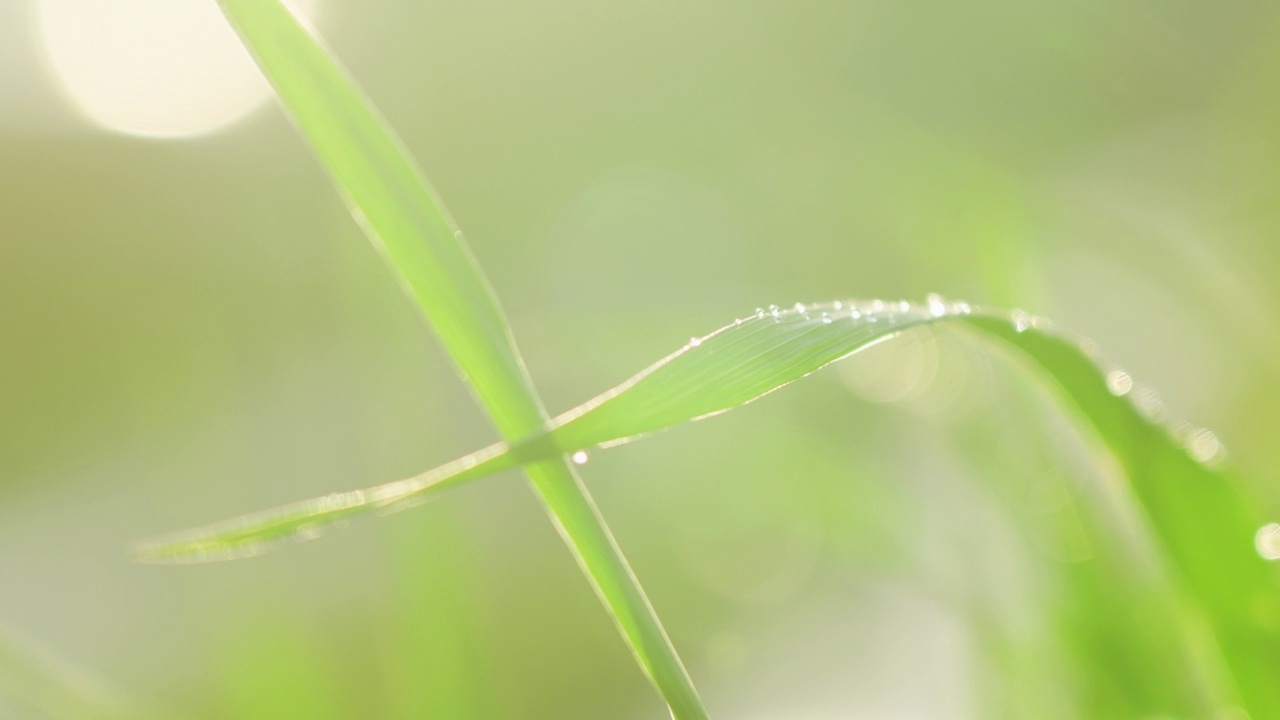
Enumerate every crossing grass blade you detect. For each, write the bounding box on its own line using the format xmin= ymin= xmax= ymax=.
xmin=139 ymin=296 xmax=1280 ymax=717
xmin=211 ymin=0 xmax=707 ymax=717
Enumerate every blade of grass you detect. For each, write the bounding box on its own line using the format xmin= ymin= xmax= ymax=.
xmin=142 ymin=297 xmax=1280 ymax=716
xmin=134 ymin=300 xmax=948 ymax=563
xmin=964 ymin=314 xmax=1280 ymax=718
xmin=0 ymin=627 xmax=138 ymax=720
xmin=211 ymin=1 xmax=706 ymax=717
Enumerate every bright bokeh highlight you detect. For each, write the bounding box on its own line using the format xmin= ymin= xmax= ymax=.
xmin=36 ymin=0 xmax=316 ymax=139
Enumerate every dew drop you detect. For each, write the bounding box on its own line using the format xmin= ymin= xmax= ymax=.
xmin=1133 ymin=386 xmax=1167 ymax=421
xmin=689 ymin=336 xmax=702 ymax=347
xmin=1187 ymin=428 xmax=1222 ymax=463
xmin=755 ymin=307 xmax=765 ymax=319
xmin=1105 ymin=369 xmax=1133 ymax=397
xmin=926 ymin=293 xmax=947 ymax=317
xmin=768 ymin=304 xmax=781 ymax=318
xmin=821 ymin=313 xmax=833 ymax=324
xmin=952 ymin=302 xmax=972 ymax=315
xmin=793 ymin=302 xmax=807 ymax=313
xmin=871 ymin=300 xmax=886 ymax=312
xmin=850 ymin=309 xmax=862 ymax=320
xmin=295 ymin=523 xmax=324 ymax=541
xmin=832 ymin=300 xmax=844 ymax=310
xmin=571 ymin=450 xmax=590 ymax=465
xmin=1255 ymin=523 xmax=1280 ymax=561
xmin=1012 ymin=309 xmax=1031 ymax=333
xmin=897 ymin=300 xmax=911 ymax=313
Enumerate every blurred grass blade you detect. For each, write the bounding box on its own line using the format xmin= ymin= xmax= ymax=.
xmin=0 ymin=627 xmax=140 ymax=720
xmin=212 ymin=1 xmax=707 ymax=717
xmin=962 ymin=314 xmax=1280 ymax=718
xmin=143 ymin=296 xmax=1280 ymax=715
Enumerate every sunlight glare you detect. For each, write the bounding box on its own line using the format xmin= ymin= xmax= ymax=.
xmin=37 ymin=0 xmax=318 ymax=139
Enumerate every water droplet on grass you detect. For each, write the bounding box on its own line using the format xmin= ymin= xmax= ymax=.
xmin=1186 ymin=428 xmax=1222 ymax=463
xmin=820 ymin=313 xmax=832 ymax=324
xmin=1133 ymin=385 xmax=1167 ymax=421
xmin=295 ymin=523 xmax=324 ymax=541
xmin=571 ymin=450 xmax=590 ymax=465
xmin=926 ymin=293 xmax=947 ymax=317
xmin=1256 ymin=523 xmax=1280 ymax=560
xmin=689 ymin=337 xmax=702 ymax=347
xmin=1012 ymin=309 xmax=1031 ymax=333
xmin=1105 ymin=369 xmax=1133 ymax=396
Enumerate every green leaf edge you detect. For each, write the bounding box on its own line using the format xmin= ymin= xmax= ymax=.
xmin=136 ymin=297 xmax=1280 ymax=716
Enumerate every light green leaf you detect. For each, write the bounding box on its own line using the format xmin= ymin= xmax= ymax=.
xmin=964 ymin=313 xmax=1280 ymax=719
xmin=212 ymin=1 xmax=706 ymax=716
xmin=136 ymin=299 xmax=945 ymax=565
xmin=140 ymin=296 xmax=1280 ymax=717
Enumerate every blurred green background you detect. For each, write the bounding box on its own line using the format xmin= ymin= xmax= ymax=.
xmin=3 ymin=0 xmax=1280 ymax=717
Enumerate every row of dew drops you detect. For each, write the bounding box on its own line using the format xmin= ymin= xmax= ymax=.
xmin=683 ymin=293 xmax=1279 ymax=563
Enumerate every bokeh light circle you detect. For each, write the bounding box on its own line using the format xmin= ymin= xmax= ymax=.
xmin=37 ymin=0 xmax=317 ymax=139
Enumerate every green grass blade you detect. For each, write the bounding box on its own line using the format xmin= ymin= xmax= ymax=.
xmin=0 ymin=627 xmax=141 ymax=720
xmin=135 ymin=299 xmax=945 ymax=564
xmin=216 ymin=0 xmax=534 ymax=427
xmin=211 ymin=1 xmax=707 ymax=717
xmin=142 ymin=295 xmax=1280 ymax=715
xmin=963 ymin=315 xmax=1280 ymax=718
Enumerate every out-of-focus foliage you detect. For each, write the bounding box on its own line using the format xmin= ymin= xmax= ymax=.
xmin=3 ymin=0 xmax=1280 ymax=718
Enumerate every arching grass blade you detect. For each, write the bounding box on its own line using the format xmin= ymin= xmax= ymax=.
xmin=141 ymin=295 xmax=1280 ymax=715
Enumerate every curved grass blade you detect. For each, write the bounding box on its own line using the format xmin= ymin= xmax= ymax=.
xmin=135 ymin=299 xmax=944 ymax=564
xmin=212 ymin=1 xmax=706 ymax=716
xmin=131 ymin=297 xmax=1254 ymax=552
xmin=141 ymin=296 xmax=1280 ymax=716
xmin=962 ymin=314 xmax=1280 ymax=718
